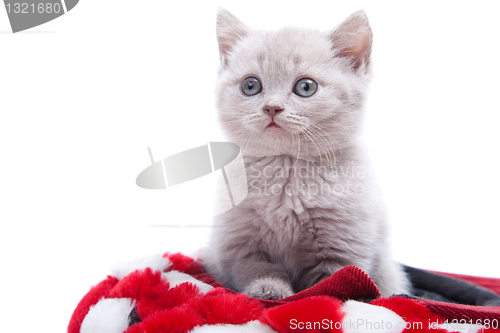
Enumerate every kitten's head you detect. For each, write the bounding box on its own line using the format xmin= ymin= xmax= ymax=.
xmin=215 ymin=9 xmax=373 ymax=160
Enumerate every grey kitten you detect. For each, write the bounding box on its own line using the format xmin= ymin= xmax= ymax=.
xmin=202 ymin=8 xmax=410 ymax=299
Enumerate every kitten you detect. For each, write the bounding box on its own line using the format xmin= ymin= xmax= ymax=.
xmin=202 ymin=8 xmax=410 ymax=299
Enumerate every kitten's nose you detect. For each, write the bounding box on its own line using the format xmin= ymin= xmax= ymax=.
xmin=263 ymin=105 xmax=284 ymax=118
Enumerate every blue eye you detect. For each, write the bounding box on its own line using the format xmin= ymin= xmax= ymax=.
xmin=294 ymin=78 xmax=318 ymax=97
xmin=241 ymin=77 xmax=262 ymax=96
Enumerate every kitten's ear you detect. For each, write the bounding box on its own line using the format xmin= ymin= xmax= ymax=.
xmin=216 ymin=8 xmax=250 ymax=65
xmin=328 ymin=10 xmax=373 ymax=72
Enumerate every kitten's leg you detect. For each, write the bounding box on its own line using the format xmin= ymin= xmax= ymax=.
xmin=244 ymin=276 xmax=294 ymax=300
xmin=370 ymin=259 xmax=411 ymax=297
xmin=203 ymin=206 xmax=295 ymax=300
xmin=230 ymin=252 xmax=295 ymax=300
xmin=203 ymin=228 xmax=294 ymax=299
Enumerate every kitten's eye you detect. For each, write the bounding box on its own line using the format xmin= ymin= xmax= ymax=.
xmin=241 ymin=77 xmax=262 ymax=96
xmin=294 ymin=78 xmax=318 ymax=97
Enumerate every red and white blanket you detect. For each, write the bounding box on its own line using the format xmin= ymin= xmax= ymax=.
xmin=68 ymin=252 xmax=500 ymax=333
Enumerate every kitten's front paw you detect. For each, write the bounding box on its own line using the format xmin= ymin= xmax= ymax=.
xmin=243 ymin=277 xmax=294 ymax=300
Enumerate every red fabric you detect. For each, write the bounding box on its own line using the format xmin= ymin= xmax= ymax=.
xmin=411 ymin=271 xmax=500 ymax=322
xmin=163 ymin=252 xmax=205 ymax=275
xmin=414 ymin=299 xmax=500 ymax=322
xmin=260 ymin=296 xmax=344 ymax=332
xmin=193 ymin=265 xmax=500 ymax=321
xmin=163 ymin=254 xmax=500 ymax=323
xmin=122 ymin=282 xmax=264 ymax=332
xmin=192 ymin=288 xmax=264 ymax=325
xmin=166 ymin=253 xmax=380 ymax=308
xmin=256 ymin=265 xmax=380 ymax=308
xmin=110 ymin=268 xmax=203 ymax=321
xmin=67 ymin=276 xmax=119 ymax=333
xmin=69 ymin=252 xmax=500 ymax=333
xmin=371 ymin=296 xmax=444 ymax=323
xmin=124 ymin=289 xmax=264 ymax=333
xmin=195 ymin=265 xmax=380 ymax=309
xmin=125 ymin=306 xmax=205 ymax=333
xmin=371 ymin=297 xmax=449 ymax=333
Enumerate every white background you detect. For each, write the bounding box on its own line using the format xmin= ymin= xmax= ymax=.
xmin=1 ymin=1 xmax=499 ymax=332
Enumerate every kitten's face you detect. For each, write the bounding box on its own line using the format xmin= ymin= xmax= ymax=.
xmin=216 ymin=10 xmax=373 ymax=160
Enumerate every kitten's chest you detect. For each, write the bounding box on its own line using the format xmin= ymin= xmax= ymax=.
xmin=244 ymin=155 xmax=361 ymax=230
xmin=237 ymin=155 xmax=377 ymax=279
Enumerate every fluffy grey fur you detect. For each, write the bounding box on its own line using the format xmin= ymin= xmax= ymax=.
xmin=202 ymin=8 xmax=410 ymax=299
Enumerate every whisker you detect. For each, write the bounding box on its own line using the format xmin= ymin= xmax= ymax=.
xmin=307 ymin=126 xmax=334 ymax=166
xmin=310 ymin=124 xmax=336 ymax=166
xmin=307 ymin=126 xmax=332 ymax=165
xmin=301 ymin=128 xmax=323 ymax=164
xmin=293 ymin=132 xmax=301 ymax=167
xmin=231 ymin=127 xmax=251 ymax=150
xmin=313 ymin=124 xmax=340 ymax=161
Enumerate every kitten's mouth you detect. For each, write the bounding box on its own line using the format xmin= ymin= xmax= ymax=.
xmin=266 ymin=121 xmax=281 ymax=129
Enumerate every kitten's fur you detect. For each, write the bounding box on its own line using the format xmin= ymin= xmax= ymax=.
xmin=202 ymin=9 xmax=410 ymax=299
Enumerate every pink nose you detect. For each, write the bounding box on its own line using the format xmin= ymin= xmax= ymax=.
xmin=263 ymin=105 xmax=284 ymax=118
